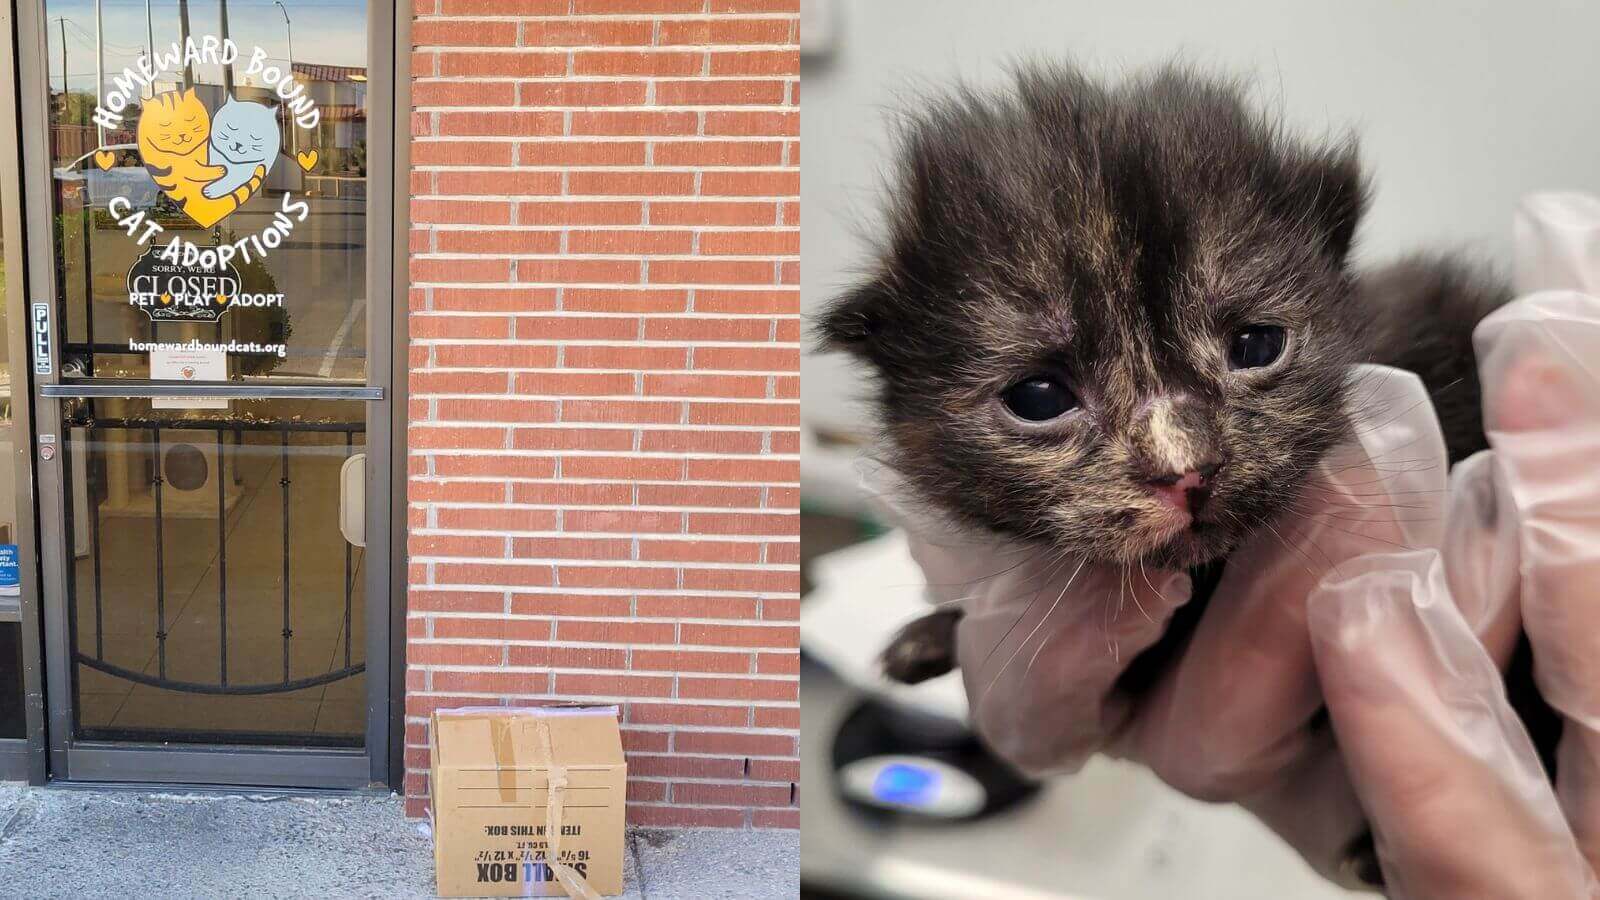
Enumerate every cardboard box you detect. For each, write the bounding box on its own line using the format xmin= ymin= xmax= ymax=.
xmin=430 ymin=705 xmax=627 ymax=898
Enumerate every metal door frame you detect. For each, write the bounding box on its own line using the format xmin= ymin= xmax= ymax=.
xmin=12 ymin=0 xmax=399 ymax=790
xmin=0 ymin=1 xmax=50 ymax=785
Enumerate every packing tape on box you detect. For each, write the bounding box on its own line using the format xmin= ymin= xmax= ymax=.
xmin=537 ymin=717 xmax=602 ymax=900
xmin=486 ymin=713 xmax=602 ymax=900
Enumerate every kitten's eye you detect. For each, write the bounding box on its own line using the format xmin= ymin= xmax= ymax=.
xmin=1228 ymin=325 xmax=1287 ymax=370
xmin=1001 ymin=377 xmax=1078 ymax=421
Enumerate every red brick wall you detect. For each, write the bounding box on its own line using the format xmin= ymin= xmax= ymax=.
xmin=405 ymin=0 xmax=800 ymax=828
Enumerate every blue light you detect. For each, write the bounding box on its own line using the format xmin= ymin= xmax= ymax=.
xmin=871 ymin=762 xmax=939 ymax=806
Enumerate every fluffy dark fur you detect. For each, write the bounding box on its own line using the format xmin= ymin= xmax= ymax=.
xmin=823 ymin=63 xmax=1498 ymax=568
xmin=821 ymin=62 xmax=1552 ymax=888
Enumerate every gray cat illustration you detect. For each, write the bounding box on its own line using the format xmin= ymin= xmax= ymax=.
xmin=202 ymin=98 xmax=280 ymax=199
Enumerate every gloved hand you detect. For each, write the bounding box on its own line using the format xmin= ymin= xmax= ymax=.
xmin=1300 ymin=288 xmax=1600 ymax=897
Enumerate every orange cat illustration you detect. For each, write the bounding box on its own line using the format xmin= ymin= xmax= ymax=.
xmin=137 ymin=88 xmax=265 ymax=228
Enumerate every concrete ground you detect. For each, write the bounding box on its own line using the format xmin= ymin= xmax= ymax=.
xmin=0 ymin=784 xmax=798 ymax=899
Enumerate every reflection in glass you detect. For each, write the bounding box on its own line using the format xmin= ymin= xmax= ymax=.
xmin=66 ymin=398 xmax=367 ymax=746
xmin=46 ymin=0 xmax=369 ymax=381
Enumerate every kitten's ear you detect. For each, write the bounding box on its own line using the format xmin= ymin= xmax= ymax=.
xmin=1282 ymin=144 xmax=1370 ymax=263
xmin=817 ymin=282 xmax=887 ymax=357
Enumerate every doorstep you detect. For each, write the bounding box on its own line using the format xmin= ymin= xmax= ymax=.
xmin=0 ymin=783 xmax=799 ymax=899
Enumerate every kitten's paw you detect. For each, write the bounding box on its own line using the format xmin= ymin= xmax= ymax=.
xmin=880 ymin=608 xmax=962 ymax=684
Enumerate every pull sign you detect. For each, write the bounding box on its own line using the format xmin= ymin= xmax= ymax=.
xmin=30 ymin=303 xmax=51 ymax=376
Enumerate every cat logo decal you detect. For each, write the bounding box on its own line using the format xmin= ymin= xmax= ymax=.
xmin=136 ymin=88 xmax=280 ymax=227
xmin=90 ymin=36 xmax=320 ymax=272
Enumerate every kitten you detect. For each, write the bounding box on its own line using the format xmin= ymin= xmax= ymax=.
xmin=819 ymin=62 xmax=1552 ymax=886
xmin=203 ymin=98 xmax=280 ymax=200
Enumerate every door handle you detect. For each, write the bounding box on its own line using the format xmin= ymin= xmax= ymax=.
xmin=40 ymin=383 xmax=383 ymax=400
xmin=340 ymin=453 xmax=366 ymax=548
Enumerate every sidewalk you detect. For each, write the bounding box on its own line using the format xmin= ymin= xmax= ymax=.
xmin=0 ymin=784 xmax=798 ymax=899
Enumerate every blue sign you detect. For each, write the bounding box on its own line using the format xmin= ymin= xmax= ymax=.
xmin=0 ymin=544 xmax=18 ymax=594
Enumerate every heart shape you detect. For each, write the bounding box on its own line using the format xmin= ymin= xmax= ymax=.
xmin=94 ymin=149 xmax=116 ymax=171
xmin=296 ymin=150 xmax=319 ymax=172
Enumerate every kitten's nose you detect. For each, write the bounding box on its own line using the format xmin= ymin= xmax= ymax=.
xmin=1144 ymin=459 xmax=1223 ymax=516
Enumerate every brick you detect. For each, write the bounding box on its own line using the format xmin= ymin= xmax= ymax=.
xmin=681 ymin=623 xmax=797 ymax=648
xmin=573 ymin=0 xmax=707 ymax=12
xmin=689 ymin=345 xmax=797 ymax=370
xmin=437 ymin=51 xmax=567 ymax=78
xmin=413 ymin=20 xmax=518 ymax=47
xmin=682 ymin=567 xmax=796 ymax=592
xmin=435 ymin=170 xmax=562 ymax=196
xmin=411 ymin=140 xmax=514 ymax=166
xmin=519 ymin=81 xmax=648 ymax=107
xmin=636 ymin=429 xmax=764 ymax=454
xmin=648 ymin=201 xmax=778 ymax=226
xmin=704 ymin=110 xmax=797 ymax=136
xmin=431 ymin=617 xmax=553 ymax=642
xmin=674 ymin=730 xmax=794 ymax=757
xmin=562 ymin=345 xmax=689 ymax=370
xmin=522 ymin=20 xmax=655 ymax=47
xmin=555 ymin=673 xmax=674 ymax=698
xmin=707 ymin=49 xmax=799 ymax=75
xmin=568 ymin=170 xmax=695 ymax=196
xmin=634 ymin=594 xmax=759 ymax=619
xmin=430 ymin=287 xmax=558 ymax=312
xmin=572 ymin=50 xmax=705 ymax=77
xmin=657 ymin=18 xmax=791 ymax=45
xmin=436 ymin=507 xmax=559 ymax=531
xmin=687 ymin=400 xmax=799 ymax=426
xmin=632 ymin=649 xmax=753 ymax=673
xmin=700 ymin=170 xmax=800 ymax=197
xmin=753 ymin=808 xmax=799 ymax=828
xmin=557 ymin=565 xmax=680 ymax=589
xmin=432 ymin=670 xmax=551 ymax=695
xmin=626 ymin=754 xmax=746 ymax=779
xmin=560 ymin=455 xmax=685 ymax=480
xmin=566 ymin=230 xmax=694 ymax=256
xmin=510 ymin=428 xmax=637 ymax=452
xmin=650 ymin=141 xmax=785 ymax=167
xmin=409 ymin=590 xmax=507 ymax=614
xmin=516 ymin=201 xmax=644 ymax=225
xmin=562 ymin=287 xmax=689 ymax=313
xmin=516 ymin=141 xmax=648 ymax=167
xmin=413 ymin=81 xmax=516 ymax=107
xmin=506 ymin=645 xmax=629 ymax=669
xmin=644 ymin=373 xmax=768 ymax=399
xmin=697 ymin=230 xmax=798 ymax=255
xmin=648 ymin=259 xmax=776 ymax=285
xmin=672 ymin=782 xmax=792 ymax=807
xmin=440 ymin=0 xmax=567 ymax=12
xmin=627 ymin=805 xmax=745 ymax=828
xmin=571 ymin=111 xmax=698 ymax=136
xmin=434 ymin=562 xmax=556 ymax=588
xmin=654 ymin=80 xmax=789 ymax=106
xmin=510 ymin=371 xmax=637 ymax=395
xmin=747 ymin=758 xmax=800 ymax=782
xmin=627 ymin=704 xmax=750 ymax=727
xmin=512 ymin=536 xmax=633 ymax=560
xmin=438 ymin=110 xmax=564 ymax=137
xmin=565 ymin=509 xmax=684 ymax=533
xmin=637 ymin=484 xmax=762 ymax=508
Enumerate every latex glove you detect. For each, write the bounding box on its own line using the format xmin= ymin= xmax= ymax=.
xmin=1296 ymin=288 xmax=1600 ymax=898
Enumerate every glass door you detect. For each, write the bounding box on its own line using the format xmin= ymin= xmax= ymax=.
xmin=17 ymin=0 xmax=394 ymax=787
